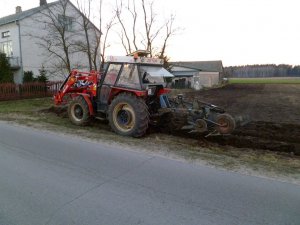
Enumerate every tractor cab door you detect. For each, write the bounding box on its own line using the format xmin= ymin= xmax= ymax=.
xmin=97 ymin=63 xmax=122 ymax=111
xmin=97 ymin=63 xmax=142 ymax=112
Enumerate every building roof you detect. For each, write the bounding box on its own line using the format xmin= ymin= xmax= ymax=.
xmin=0 ymin=1 xmax=58 ymax=26
xmin=170 ymin=61 xmax=224 ymax=73
xmin=0 ymin=0 xmax=100 ymax=33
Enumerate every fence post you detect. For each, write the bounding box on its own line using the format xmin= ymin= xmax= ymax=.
xmin=18 ymin=84 xmax=22 ymax=98
xmin=44 ymin=82 xmax=47 ymax=97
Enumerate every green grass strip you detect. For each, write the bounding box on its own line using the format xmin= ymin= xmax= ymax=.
xmin=228 ymin=78 xmax=300 ymax=84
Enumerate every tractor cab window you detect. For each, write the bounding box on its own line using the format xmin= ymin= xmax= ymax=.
xmin=104 ymin=64 xmax=121 ymax=85
xmin=117 ymin=64 xmax=141 ymax=89
xmin=140 ymin=66 xmax=173 ymax=87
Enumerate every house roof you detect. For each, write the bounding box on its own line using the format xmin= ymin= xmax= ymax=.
xmin=0 ymin=0 xmax=101 ymax=33
xmin=170 ymin=61 xmax=224 ymax=73
xmin=0 ymin=1 xmax=58 ymax=26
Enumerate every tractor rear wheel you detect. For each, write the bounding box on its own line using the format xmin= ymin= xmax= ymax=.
xmin=215 ymin=113 xmax=236 ymax=134
xmin=68 ymin=96 xmax=91 ymax=126
xmin=108 ymin=93 xmax=149 ymax=137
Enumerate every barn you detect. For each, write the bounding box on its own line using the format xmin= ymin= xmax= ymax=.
xmin=169 ymin=61 xmax=224 ymax=89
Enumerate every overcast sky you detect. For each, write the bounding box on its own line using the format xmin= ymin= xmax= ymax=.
xmin=1 ymin=0 xmax=300 ymax=66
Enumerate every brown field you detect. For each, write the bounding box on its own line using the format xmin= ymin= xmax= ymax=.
xmin=181 ymin=84 xmax=300 ymax=154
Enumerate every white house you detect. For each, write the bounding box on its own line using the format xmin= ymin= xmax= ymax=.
xmin=0 ymin=0 xmax=101 ymax=83
xmin=169 ymin=61 xmax=224 ymax=89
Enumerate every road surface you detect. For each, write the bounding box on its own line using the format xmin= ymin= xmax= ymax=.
xmin=0 ymin=121 xmax=299 ymax=225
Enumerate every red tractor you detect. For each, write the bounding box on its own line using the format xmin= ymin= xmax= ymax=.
xmin=54 ymin=54 xmax=235 ymax=137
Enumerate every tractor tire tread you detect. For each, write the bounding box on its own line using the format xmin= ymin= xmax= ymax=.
xmin=108 ymin=93 xmax=149 ymax=137
xmin=68 ymin=96 xmax=91 ymax=126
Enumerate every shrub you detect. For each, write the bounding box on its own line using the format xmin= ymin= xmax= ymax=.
xmin=0 ymin=52 xmax=13 ymax=83
xmin=23 ymin=71 xmax=35 ymax=83
xmin=36 ymin=66 xmax=48 ymax=83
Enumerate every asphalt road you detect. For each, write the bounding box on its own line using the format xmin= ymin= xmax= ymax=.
xmin=0 ymin=121 xmax=299 ymax=225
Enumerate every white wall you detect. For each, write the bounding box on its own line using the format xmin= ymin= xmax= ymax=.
xmin=20 ymin=2 xmax=100 ymax=81
xmin=192 ymin=72 xmax=220 ymax=88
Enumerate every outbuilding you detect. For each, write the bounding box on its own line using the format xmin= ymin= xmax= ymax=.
xmin=169 ymin=61 xmax=224 ymax=89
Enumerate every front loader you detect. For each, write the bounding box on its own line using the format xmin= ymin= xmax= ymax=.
xmin=54 ymin=54 xmax=235 ymax=137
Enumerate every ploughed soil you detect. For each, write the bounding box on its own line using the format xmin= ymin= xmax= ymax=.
xmin=181 ymin=84 xmax=300 ymax=155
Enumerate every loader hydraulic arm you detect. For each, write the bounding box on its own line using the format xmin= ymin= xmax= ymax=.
xmin=54 ymin=70 xmax=100 ymax=105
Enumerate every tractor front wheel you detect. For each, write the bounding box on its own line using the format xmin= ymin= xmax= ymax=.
xmin=68 ymin=96 xmax=91 ymax=126
xmin=108 ymin=93 xmax=149 ymax=137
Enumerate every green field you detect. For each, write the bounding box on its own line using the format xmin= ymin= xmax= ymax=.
xmin=228 ymin=77 xmax=300 ymax=84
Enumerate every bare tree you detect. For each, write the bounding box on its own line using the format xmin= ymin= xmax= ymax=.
xmin=115 ymin=0 xmax=133 ymax=55
xmin=76 ymin=0 xmax=93 ymax=70
xmin=141 ymin=0 xmax=162 ymax=56
xmin=98 ymin=0 xmax=117 ymax=70
xmin=32 ymin=0 xmax=76 ymax=74
xmin=26 ymin=0 xmax=102 ymax=79
xmin=76 ymin=0 xmax=103 ymax=71
xmin=158 ymin=14 xmax=176 ymax=59
xmin=114 ymin=0 xmax=178 ymax=59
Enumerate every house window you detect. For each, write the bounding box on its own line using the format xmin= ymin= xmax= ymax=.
xmin=0 ymin=41 xmax=13 ymax=56
xmin=58 ymin=14 xmax=74 ymax=31
xmin=2 ymin=31 xmax=10 ymax=38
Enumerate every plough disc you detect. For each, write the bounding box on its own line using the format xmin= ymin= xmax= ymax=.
xmin=215 ymin=113 xmax=236 ymax=134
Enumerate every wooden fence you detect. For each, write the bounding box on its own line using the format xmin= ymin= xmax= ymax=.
xmin=0 ymin=81 xmax=63 ymax=101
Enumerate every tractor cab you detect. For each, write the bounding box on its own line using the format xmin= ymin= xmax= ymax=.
xmin=96 ymin=55 xmax=173 ymax=113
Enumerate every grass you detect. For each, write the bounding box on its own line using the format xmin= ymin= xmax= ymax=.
xmin=0 ymin=98 xmax=53 ymax=113
xmin=228 ymin=77 xmax=300 ymax=84
xmin=0 ymin=97 xmax=299 ymax=184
